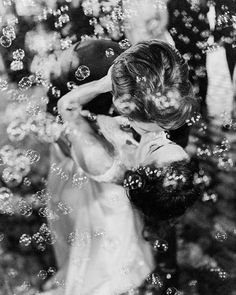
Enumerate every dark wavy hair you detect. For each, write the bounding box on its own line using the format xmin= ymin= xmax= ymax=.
xmin=111 ymin=39 xmax=199 ymax=130
xmin=123 ymin=160 xmax=200 ymax=239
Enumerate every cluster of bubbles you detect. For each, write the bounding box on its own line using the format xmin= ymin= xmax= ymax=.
xmin=31 ymin=223 xmax=57 ymax=251
xmin=209 ymin=266 xmax=229 ymax=281
xmin=0 ymin=145 xmax=33 ymax=187
xmin=7 ymin=111 xmax=63 ymax=143
xmin=0 ymin=25 xmax=16 ymax=48
xmin=146 ymin=273 xmax=163 ymax=288
xmin=202 ymin=191 xmax=218 ymax=203
xmin=81 ymin=0 xmax=131 ymax=41
xmin=50 ymin=163 xmax=69 ymax=182
xmin=221 ymin=111 xmax=236 ymax=130
xmin=36 ymin=266 xmax=57 ymax=282
xmin=10 ymin=48 xmax=25 ymax=71
xmin=196 ymin=137 xmax=234 ymax=170
xmin=38 ymin=4 xmax=70 ymax=29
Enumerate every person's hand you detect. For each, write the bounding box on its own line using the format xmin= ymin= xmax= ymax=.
xmin=57 ymin=90 xmax=81 ymax=122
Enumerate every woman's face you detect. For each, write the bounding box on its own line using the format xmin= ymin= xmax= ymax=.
xmin=141 ymin=136 xmax=189 ymax=167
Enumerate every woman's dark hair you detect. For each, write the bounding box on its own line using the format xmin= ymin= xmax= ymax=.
xmin=123 ymin=159 xmax=200 ymax=238
xmin=111 ymin=39 xmax=199 ymax=130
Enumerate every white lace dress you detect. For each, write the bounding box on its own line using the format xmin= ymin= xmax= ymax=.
xmin=46 ymin=116 xmax=155 ymax=295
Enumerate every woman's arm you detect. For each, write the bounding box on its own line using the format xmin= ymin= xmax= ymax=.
xmin=57 ymin=70 xmax=112 ymax=117
xmin=62 ymin=110 xmax=115 ymax=177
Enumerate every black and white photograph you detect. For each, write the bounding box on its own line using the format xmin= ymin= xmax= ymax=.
xmin=0 ymin=0 xmax=236 ymax=294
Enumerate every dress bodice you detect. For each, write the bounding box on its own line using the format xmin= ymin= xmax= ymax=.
xmin=85 ymin=115 xmax=139 ymax=183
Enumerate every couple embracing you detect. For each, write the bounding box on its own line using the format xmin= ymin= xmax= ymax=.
xmin=43 ymin=39 xmax=200 ymax=295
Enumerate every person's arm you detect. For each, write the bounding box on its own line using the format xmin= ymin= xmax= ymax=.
xmin=61 ymin=109 xmax=115 ymax=177
xmin=57 ymin=69 xmax=112 ymax=117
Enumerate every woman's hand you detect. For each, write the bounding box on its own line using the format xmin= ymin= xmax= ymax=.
xmin=57 ymin=91 xmax=81 ymax=122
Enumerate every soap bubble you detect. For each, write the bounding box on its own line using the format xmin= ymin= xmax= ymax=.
xmin=25 ymin=149 xmax=40 ymax=164
xmin=0 ymin=35 xmax=12 ymax=47
xmin=72 ymin=170 xmax=88 ymax=187
xmin=214 ymin=231 xmax=228 ymax=242
xmin=17 ymin=199 xmax=33 ymax=217
xmin=19 ymin=234 xmax=32 ymax=247
xmin=0 ymin=187 xmax=14 ymax=215
xmin=51 ymin=86 xmax=61 ymax=98
xmin=2 ymin=25 xmax=15 ymax=39
xmin=10 ymin=60 xmax=24 ymax=71
xmin=166 ymin=287 xmax=180 ymax=295
xmin=18 ymin=77 xmax=33 ymax=90
xmin=119 ymin=39 xmax=131 ymax=50
xmin=67 ymin=81 xmax=77 ymax=91
xmin=57 ymin=201 xmax=73 ymax=215
xmin=37 ymin=270 xmax=48 ymax=280
xmin=58 ymin=13 xmax=70 ymax=24
xmin=7 ymin=119 xmax=28 ymax=142
xmin=12 ymin=49 xmax=25 ymax=60
xmin=146 ymin=273 xmax=163 ymax=288
xmin=33 ymin=189 xmax=52 ymax=205
xmin=105 ymin=48 xmax=115 ymax=57
xmin=2 ymin=167 xmax=23 ymax=186
xmin=23 ymin=177 xmax=31 ymax=186
xmin=75 ymin=65 xmax=90 ymax=81
xmin=153 ymin=239 xmax=169 ymax=252
xmin=0 ymin=78 xmax=8 ymax=90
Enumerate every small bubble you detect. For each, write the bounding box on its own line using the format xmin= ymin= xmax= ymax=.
xmin=37 ymin=270 xmax=48 ymax=280
xmin=0 ymin=78 xmax=8 ymax=90
xmin=18 ymin=77 xmax=33 ymax=90
xmin=146 ymin=273 xmax=163 ymax=288
xmin=47 ymin=267 xmax=56 ymax=276
xmin=51 ymin=86 xmax=61 ymax=98
xmin=75 ymin=65 xmax=90 ymax=81
xmin=18 ymin=199 xmax=33 ymax=217
xmin=12 ymin=49 xmax=25 ymax=60
xmin=25 ymin=149 xmax=40 ymax=164
xmin=2 ymin=167 xmax=23 ymax=186
xmin=7 ymin=119 xmax=27 ymax=142
xmin=166 ymin=287 xmax=180 ymax=295
xmin=19 ymin=234 xmax=32 ymax=247
xmin=119 ymin=39 xmax=131 ymax=50
xmin=23 ymin=177 xmax=31 ymax=186
xmin=214 ymin=231 xmax=228 ymax=242
xmin=105 ymin=48 xmax=115 ymax=57
xmin=10 ymin=60 xmax=24 ymax=71
xmin=67 ymin=81 xmax=77 ymax=91
xmin=153 ymin=239 xmax=169 ymax=252
xmin=0 ymin=35 xmax=12 ymax=47
xmin=2 ymin=25 xmax=15 ymax=39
